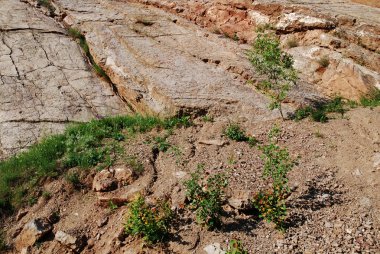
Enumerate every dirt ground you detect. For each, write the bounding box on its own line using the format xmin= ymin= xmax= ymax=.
xmin=4 ymin=107 xmax=379 ymax=253
xmin=351 ymin=0 xmax=380 ymax=8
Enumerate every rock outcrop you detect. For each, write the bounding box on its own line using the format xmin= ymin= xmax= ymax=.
xmin=0 ymin=0 xmax=130 ymax=159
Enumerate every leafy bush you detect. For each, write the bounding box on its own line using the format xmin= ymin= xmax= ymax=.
xmin=248 ymin=31 xmax=298 ymax=119
xmin=253 ymin=127 xmax=294 ymax=230
xmin=226 ymin=239 xmax=248 ymax=254
xmin=184 ymin=167 xmax=228 ymax=229
xmin=125 ymin=196 xmax=172 ymax=243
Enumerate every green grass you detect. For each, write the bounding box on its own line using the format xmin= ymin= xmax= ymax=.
xmin=68 ymin=28 xmax=110 ymax=81
xmin=0 ymin=115 xmax=191 ymax=213
xmin=294 ymin=91 xmax=380 ymax=123
xmin=293 ymin=96 xmax=347 ymax=122
xmin=360 ymin=89 xmax=380 ymax=108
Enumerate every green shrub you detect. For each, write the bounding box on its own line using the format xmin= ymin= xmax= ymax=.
xmin=226 ymin=239 xmax=248 ymax=254
xmin=65 ymin=172 xmax=81 ymax=188
xmin=253 ymin=127 xmax=294 ymax=230
xmin=184 ymin=167 xmax=228 ymax=229
xmin=224 ymin=123 xmax=248 ymax=142
xmin=248 ymin=31 xmax=298 ymax=119
xmin=224 ymin=123 xmax=258 ymax=146
xmin=124 ymin=196 xmax=172 ymax=243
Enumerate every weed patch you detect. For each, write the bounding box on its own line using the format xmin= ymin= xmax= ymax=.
xmin=184 ymin=166 xmax=228 ymax=229
xmin=292 ymin=96 xmax=347 ymax=122
xmin=226 ymin=239 xmax=248 ymax=254
xmin=224 ymin=123 xmax=258 ymax=146
xmin=360 ymin=89 xmax=380 ymax=108
xmin=0 ymin=115 xmax=190 ymax=212
xmin=124 ymin=196 xmax=172 ymax=243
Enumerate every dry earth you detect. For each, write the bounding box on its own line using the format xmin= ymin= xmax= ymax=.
xmin=0 ymin=0 xmax=380 ymax=253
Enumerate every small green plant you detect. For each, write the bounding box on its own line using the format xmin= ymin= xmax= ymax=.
xmin=184 ymin=167 xmax=228 ymax=229
xmin=286 ymin=38 xmax=299 ymax=48
xmin=68 ymin=28 xmax=110 ymax=80
xmin=293 ymin=96 xmax=347 ymax=122
xmin=253 ymin=127 xmax=294 ymax=230
xmin=124 ymin=196 xmax=172 ymax=243
xmin=226 ymin=239 xmax=248 ymax=254
xmin=153 ymin=136 xmax=171 ymax=152
xmin=224 ymin=123 xmax=258 ymax=146
xmin=233 ymin=33 xmax=239 ymax=42
xmin=248 ymin=31 xmax=298 ymax=119
xmin=37 ymin=0 xmax=55 ymax=16
xmin=360 ymin=89 xmax=380 ymax=108
xmin=108 ymin=201 xmax=118 ymax=211
xmin=42 ymin=191 xmax=52 ymax=200
xmin=224 ymin=123 xmax=248 ymax=142
xmin=201 ymin=115 xmax=214 ymax=122
xmin=125 ymin=156 xmax=144 ymax=176
xmin=65 ymin=172 xmax=81 ymax=188
xmin=318 ymin=55 xmax=330 ymax=68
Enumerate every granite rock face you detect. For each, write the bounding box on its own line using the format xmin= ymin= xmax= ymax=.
xmin=0 ymin=0 xmax=130 ymax=158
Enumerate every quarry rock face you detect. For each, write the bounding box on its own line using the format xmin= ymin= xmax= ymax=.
xmin=0 ymin=0 xmax=130 ymax=159
xmin=1 ymin=0 xmax=380 ymax=157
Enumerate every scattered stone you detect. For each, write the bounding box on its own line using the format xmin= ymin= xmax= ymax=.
xmin=204 ymin=243 xmax=226 ymax=254
xmin=97 ymin=217 xmax=109 ymax=228
xmin=198 ymin=139 xmax=228 ymax=146
xmin=55 ymin=230 xmax=86 ymax=251
xmin=113 ymin=166 xmax=134 ymax=186
xmin=93 ymin=170 xmax=117 ymax=192
xmin=16 ymin=210 xmax=28 ymax=221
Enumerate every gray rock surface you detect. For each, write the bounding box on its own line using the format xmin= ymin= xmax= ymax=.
xmin=0 ymin=0 xmax=130 ymax=159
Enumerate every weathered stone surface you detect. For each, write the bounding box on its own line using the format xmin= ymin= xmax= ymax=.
xmin=204 ymin=243 xmax=226 ymax=254
xmin=276 ymin=12 xmax=335 ymax=33
xmin=15 ymin=218 xmax=52 ymax=250
xmin=51 ymin=0 xmax=283 ymax=121
xmin=0 ymin=0 xmax=130 ymax=159
xmin=92 ymin=170 xmax=117 ymax=192
xmin=55 ymin=230 xmax=86 ymax=251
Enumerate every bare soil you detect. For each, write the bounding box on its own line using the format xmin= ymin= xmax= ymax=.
xmin=4 ymin=107 xmax=380 ymax=253
xmin=351 ymin=0 xmax=380 ymax=8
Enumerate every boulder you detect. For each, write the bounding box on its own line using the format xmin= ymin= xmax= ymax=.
xmin=15 ymin=218 xmax=52 ymax=250
xmin=276 ymin=12 xmax=335 ymax=33
xmin=92 ymin=170 xmax=117 ymax=192
xmin=55 ymin=230 xmax=86 ymax=251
